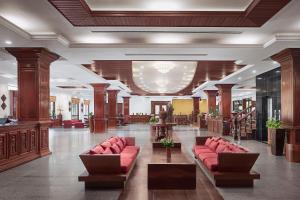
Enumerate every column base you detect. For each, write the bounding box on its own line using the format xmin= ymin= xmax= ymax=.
xmin=94 ymin=118 xmax=108 ymax=133
xmin=285 ymin=143 xmax=300 ymax=163
xmin=108 ymin=117 xmax=117 ymax=128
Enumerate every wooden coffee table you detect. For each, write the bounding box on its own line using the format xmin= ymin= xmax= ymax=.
xmin=147 ymin=148 xmax=196 ymax=190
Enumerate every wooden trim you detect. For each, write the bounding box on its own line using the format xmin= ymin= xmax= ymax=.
xmin=48 ymin=0 xmax=291 ymax=27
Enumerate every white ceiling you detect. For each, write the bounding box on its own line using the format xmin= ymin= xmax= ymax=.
xmin=0 ymin=0 xmax=299 ymax=98
xmin=85 ymin=0 xmax=253 ymax=11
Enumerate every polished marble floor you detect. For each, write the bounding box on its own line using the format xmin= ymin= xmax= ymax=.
xmin=0 ymin=124 xmax=300 ymax=200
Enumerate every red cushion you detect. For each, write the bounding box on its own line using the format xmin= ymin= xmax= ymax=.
xmin=101 ymin=141 xmax=112 ymax=148
xmin=222 ymin=147 xmax=233 ymax=153
xmin=120 ymin=150 xmax=137 ymax=160
xmin=89 ymin=145 xmax=104 ymax=154
xmin=208 ymin=140 xmax=219 ymax=151
xmin=215 ymin=144 xmax=227 ymax=153
xmin=120 ymin=157 xmax=134 ymax=173
xmin=204 ymin=138 xmax=212 ymax=146
xmin=204 ymin=157 xmax=218 ymax=172
xmin=102 ymin=147 xmax=113 ymax=154
xmin=197 ymin=152 xmax=218 ymax=161
xmin=194 ymin=147 xmax=214 ymax=155
xmin=120 ymin=137 xmax=127 ymax=146
xmin=108 ymin=137 xmax=118 ymax=144
xmin=116 ymin=140 xmax=124 ymax=151
xmin=110 ymin=143 xmax=121 ymax=154
xmin=122 ymin=146 xmax=140 ymax=154
xmin=211 ymin=136 xmax=221 ymax=141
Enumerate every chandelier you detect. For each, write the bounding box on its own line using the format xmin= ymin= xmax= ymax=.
xmin=153 ymin=61 xmax=175 ymax=74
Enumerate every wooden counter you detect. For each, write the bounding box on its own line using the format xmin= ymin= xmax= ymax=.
xmin=207 ymin=118 xmax=224 ymax=135
xmin=129 ymin=115 xmax=151 ymax=123
xmin=0 ymin=121 xmax=51 ymax=172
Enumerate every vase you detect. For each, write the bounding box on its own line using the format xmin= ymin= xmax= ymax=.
xmin=166 ymin=147 xmax=171 ymax=163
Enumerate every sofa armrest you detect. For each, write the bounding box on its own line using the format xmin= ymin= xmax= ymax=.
xmin=79 ymin=153 xmax=121 ymax=175
xmin=125 ymin=137 xmax=135 ymax=146
xmin=195 ymin=136 xmax=211 ymax=145
xmin=218 ymin=152 xmax=259 ymax=172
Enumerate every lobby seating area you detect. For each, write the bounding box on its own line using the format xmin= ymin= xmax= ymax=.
xmin=79 ymin=136 xmax=140 ymax=189
xmin=2 ymin=0 xmax=300 ymax=199
xmin=193 ymin=136 xmax=260 ymax=187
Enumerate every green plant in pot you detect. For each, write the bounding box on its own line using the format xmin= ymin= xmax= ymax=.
xmin=160 ymin=137 xmax=174 ymax=162
xmin=266 ymin=118 xmax=285 ymax=156
xmin=88 ymin=112 xmax=94 ymax=133
xmin=149 ymin=116 xmax=158 ymax=124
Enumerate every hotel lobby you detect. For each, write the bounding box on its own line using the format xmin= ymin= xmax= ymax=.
xmin=1 ymin=0 xmax=300 ymax=199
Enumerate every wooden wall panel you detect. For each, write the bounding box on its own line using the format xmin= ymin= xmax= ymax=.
xmin=107 ymin=90 xmax=120 ymax=128
xmin=215 ymin=84 xmax=234 ymax=121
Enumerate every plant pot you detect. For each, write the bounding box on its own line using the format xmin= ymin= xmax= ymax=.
xmin=270 ymin=128 xmax=286 ymax=156
xmin=89 ymin=116 xmax=94 ymax=133
xmin=166 ymin=147 xmax=171 ymax=163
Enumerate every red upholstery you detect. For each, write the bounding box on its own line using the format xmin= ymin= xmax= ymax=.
xmin=120 ymin=137 xmax=127 ymax=146
xmin=101 ymin=141 xmax=112 ymax=148
xmin=74 ymin=122 xmax=84 ymax=128
xmin=102 ymin=147 xmax=113 ymax=154
xmin=204 ymin=157 xmax=218 ymax=172
xmin=89 ymin=145 xmax=104 ymax=154
xmin=208 ymin=140 xmax=219 ymax=151
xmin=205 ymin=138 xmax=212 ymax=146
xmin=215 ymin=143 xmax=227 ymax=153
xmin=197 ymin=152 xmax=218 ymax=161
xmin=124 ymin=145 xmax=140 ymax=153
xmin=194 ymin=147 xmax=214 ymax=155
xmin=111 ymin=144 xmax=121 ymax=154
xmin=108 ymin=137 xmax=118 ymax=144
xmin=120 ymin=157 xmax=134 ymax=173
xmin=116 ymin=140 xmax=124 ymax=151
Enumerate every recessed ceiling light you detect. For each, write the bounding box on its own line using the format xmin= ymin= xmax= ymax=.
xmin=238 ymin=77 xmax=242 ymax=80
xmin=5 ymin=40 xmax=12 ymax=45
xmin=273 ymin=61 xmax=279 ymax=65
xmin=257 ymin=77 xmax=262 ymax=80
xmin=252 ymin=70 xmax=257 ymax=73
xmin=276 ymin=70 xmax=281 ymax=73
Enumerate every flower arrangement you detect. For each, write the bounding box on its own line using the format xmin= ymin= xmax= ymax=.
xmin=160 ymin=138 xmax=174 ymax=148
xmin=149 ymin=116 xmax=158 ymax=124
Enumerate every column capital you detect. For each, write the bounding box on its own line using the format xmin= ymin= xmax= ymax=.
xmin=215 ymin=84 xmax=235 ymax=91
xmin=91 ymin=83 xmax=110 ymax=90
xmin=204 ymin=90 xmax=218 ymax=96
xmin=6 ymin=47 xmax=59 ymax=63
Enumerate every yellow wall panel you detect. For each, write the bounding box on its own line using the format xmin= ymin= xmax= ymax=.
xmin=172 ymin=99 xmax=208 ymax=115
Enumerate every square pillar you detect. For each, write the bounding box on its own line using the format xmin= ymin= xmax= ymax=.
xmin=123 ymin=97 xmax=130 ymax=124
xmin=107 ymin=90 xmax=120 ymax=128
xmin=91 ymin=83 xmax=109 ymax=133
xmin=204 ymin=90 xmax=218 ymax=112
xmin=215 ymin=84 xmax=234 ymax=121
xmin=6 ymin=47 xmax=59 ymax=156
xmin=192 ymin=97 xmax=200 ymax=123
xmin=272 ymin=48 xmax=300 ymax=162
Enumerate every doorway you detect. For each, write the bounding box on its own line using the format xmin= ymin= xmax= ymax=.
xmin=151 ymin=101 xmax=170 ymax=117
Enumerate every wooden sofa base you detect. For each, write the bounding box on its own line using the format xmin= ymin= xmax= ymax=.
xmin=79 ymin=171 xmax=126 ymax=189
xmin=195 ymin=158 xmax=260 ymax=187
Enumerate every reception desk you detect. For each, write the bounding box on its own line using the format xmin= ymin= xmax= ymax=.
xmin=0 ymin=121 xmax=51 ymax=172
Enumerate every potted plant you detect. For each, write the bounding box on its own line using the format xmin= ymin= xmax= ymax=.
xmin=266 ymin=119 xmax=285 ymax=156
xmin=160 ymin=137 xmax=174 ymax=162
xmin=88 ymin=112 xmax=94 ymax=133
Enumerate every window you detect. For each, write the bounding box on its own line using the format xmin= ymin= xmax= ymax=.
xmin=71 ymin=98 xmax=80 ymax=120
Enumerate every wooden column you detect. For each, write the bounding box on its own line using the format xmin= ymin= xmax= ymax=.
xmin=91 ymin=83 xmax=109 ymax=133
xmin=107 ymin=90 xmax=120 ymax=128
xmin=192 ymin=97 xmax=200 ymax=123
xmin=6 ymin=47 xmax=59 ymax=156
xmin=215 ymin=84 xmax=234 ymax=121
xmin=204 ymin=90 xmax=218 ymax=112
xmin=272 ymin=48 xmax=300 ymax=162
xmin=123 ymin=97 xmax=130 ymax=124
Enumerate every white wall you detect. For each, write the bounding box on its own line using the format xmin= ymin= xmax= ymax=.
xmin=0 ymin=83 xmax=10 ymax=118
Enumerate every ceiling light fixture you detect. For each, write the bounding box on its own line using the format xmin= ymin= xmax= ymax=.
xmin=252 ymin=70 xmax=257 ymax=73
xmin=238 ymin=77 xmax=242 ymax=80
xmin=153 ymin=61 xmax=175 ymax=74
xmin=5 ymin=40 xmax=12 ymax=45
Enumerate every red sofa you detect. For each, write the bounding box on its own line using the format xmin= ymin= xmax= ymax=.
xmin=63 ymin=120 xmax=84 ymax=128
xmin=193 ymin=136 xmax=260 ymax=187
xmin=78 ymin=136 xmax=140 ymax=189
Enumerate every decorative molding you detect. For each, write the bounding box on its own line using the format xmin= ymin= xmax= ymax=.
xmin=264 ymin=33 xmax=300 ymax=48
